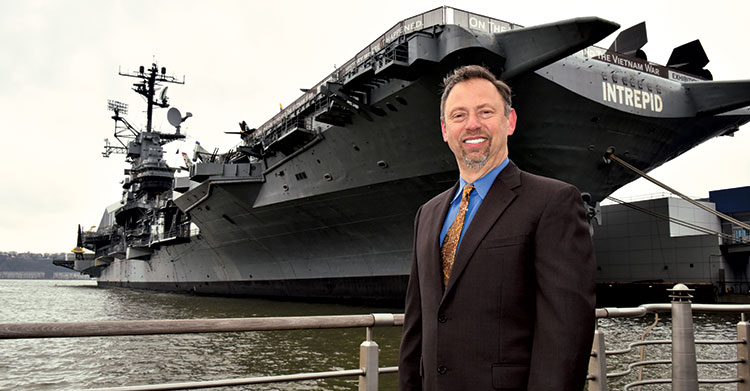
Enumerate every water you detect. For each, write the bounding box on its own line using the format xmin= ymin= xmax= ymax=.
xmin=0 ymin=280 xmax=745 ymax=390
xmin=597 ymin=312 xmax=740 ymax=390
xmin=0 ymin=280 xmax=402 ymax=390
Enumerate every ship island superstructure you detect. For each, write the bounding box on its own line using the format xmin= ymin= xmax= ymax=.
xmin=55 ymin=7 xmax=750 ymax=303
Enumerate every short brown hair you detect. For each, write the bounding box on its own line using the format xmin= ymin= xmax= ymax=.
xmin=440 ymin=65 xmax=512 ymax=119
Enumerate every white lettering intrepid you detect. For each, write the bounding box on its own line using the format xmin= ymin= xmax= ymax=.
xmin=602 ymin=81 xmax=662 ymax=112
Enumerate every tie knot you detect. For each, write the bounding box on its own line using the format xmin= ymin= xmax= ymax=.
xmin=462 ymin=184 xmax=474 ymax=199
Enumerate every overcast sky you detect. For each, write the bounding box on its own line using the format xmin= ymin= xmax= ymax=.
xmin=1 ymin=0 xmax=748 ymax=253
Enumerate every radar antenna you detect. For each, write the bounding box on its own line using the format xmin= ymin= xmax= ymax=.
xmin=103 ymin=63 xmax=187 ymax=158
xmin=118 ymin=63 xmax=185 ymax=133
xmin=103 ymin=99 xmax=139 ymax=157
xmin=102 ymin=138 xmax=127 ymax=157
xmin=167 ymin=107 xmax=193 ymax=134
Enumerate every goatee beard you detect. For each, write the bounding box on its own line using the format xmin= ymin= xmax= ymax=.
xmin=463 ymin=152 xmax=489 ymax=170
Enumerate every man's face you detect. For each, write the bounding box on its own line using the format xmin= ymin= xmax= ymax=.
xmin=441 ymin=78 xmax=517 ymax=179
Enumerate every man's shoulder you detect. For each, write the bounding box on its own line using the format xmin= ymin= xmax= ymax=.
xmin=491 ymin=160 xmax=577 ymax=194
xmin=517 ymin=168 xmax=579 ymax=193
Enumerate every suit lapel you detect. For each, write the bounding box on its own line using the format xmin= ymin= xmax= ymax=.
xmin=423 ymin=182 xmax=458 ymax=295
xmin=442 ymin=162 xmax=522 ymax=300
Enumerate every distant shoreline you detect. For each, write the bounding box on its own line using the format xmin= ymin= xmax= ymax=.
xmin=0 ymin=272 xmax=92 ymax=280
xmin=1 ymin=251 xmax=87 ymax=279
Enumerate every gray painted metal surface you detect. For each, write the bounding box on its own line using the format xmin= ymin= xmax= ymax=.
xmin=60 ymin=6 xmax=750 ymax=302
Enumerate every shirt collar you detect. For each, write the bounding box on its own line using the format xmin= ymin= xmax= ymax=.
xmin=451 ymin=157 xmax=510 ymax=203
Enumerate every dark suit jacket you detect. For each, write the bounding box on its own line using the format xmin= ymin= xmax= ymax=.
xmin=398 ymin=161 xmax=595 ymax=391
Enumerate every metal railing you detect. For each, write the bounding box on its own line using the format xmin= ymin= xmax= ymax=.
xmin=5 ymin=284 xmax=750 ymax=390
xmin=0 ymin=313 xmax=403 ymax=391
xmin=589 ymin=284 xmax=750 ymax=391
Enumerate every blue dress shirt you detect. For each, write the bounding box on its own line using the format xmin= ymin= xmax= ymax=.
xmin=439 ymin=158 xmax=509 ymax=248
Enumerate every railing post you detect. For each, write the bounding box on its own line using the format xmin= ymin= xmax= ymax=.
xmin=738 ymin=313 xmax=750 ymax=391
xmin=669 ymin=283 xmax=698 ymax=391
xmin=359 ymin=314 xmax=395 ymax=391
xmin=588 ymin=323 xmax=609 ymax=391
xmin=359 ymin=326 xmax=379 ymax=391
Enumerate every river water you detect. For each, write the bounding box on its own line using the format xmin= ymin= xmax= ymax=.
xmin=0 ymin=279 xmax=743 ymax=390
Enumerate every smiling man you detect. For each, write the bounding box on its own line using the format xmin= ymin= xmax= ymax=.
xmin=398 ymin=65 xmax=596 ymax=391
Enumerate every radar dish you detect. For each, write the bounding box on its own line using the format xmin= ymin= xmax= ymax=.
xmin=167 ymin=107 xmax=182 ymax=127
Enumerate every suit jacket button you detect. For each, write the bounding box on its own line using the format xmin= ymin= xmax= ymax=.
xmin=438 ymin=314 xmax=447 ymax=323
xmin=437 ymin=366 xmax=447 ymax=374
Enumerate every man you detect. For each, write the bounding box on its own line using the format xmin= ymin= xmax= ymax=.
xmin=398 ymin=65 xmax=596 ymax=390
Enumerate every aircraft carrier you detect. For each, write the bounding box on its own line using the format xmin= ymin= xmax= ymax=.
xmin=55 ymin=6 xmax=750 ymax=303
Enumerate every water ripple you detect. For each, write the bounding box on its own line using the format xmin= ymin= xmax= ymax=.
xmin=0 ymin=280 xmax=401 ymax=390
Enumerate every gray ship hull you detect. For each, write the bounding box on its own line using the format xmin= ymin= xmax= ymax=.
xmin=98 ymin=171 xmax=456 ymax=303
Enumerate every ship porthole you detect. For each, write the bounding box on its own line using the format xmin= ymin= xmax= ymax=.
xmin=377 ymin=160 xmax=388 ymax=169
xmin=324 ymin=173 xmax=333 ymax=181
xmin=282 ymin=184 xmax=289 ymax=191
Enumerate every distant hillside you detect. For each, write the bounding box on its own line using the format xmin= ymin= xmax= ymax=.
xmin=0 ymin=251 xmax=86 ymax=279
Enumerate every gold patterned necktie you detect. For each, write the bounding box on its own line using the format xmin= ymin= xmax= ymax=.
xmin=441 ymin=184 xmax=474 ymax=286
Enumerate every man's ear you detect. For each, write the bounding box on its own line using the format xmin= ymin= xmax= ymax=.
xmin=441 ymin=118 xmax=448 ymax=142
xmin=506 ymin=109 xmax=517 ymax=136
